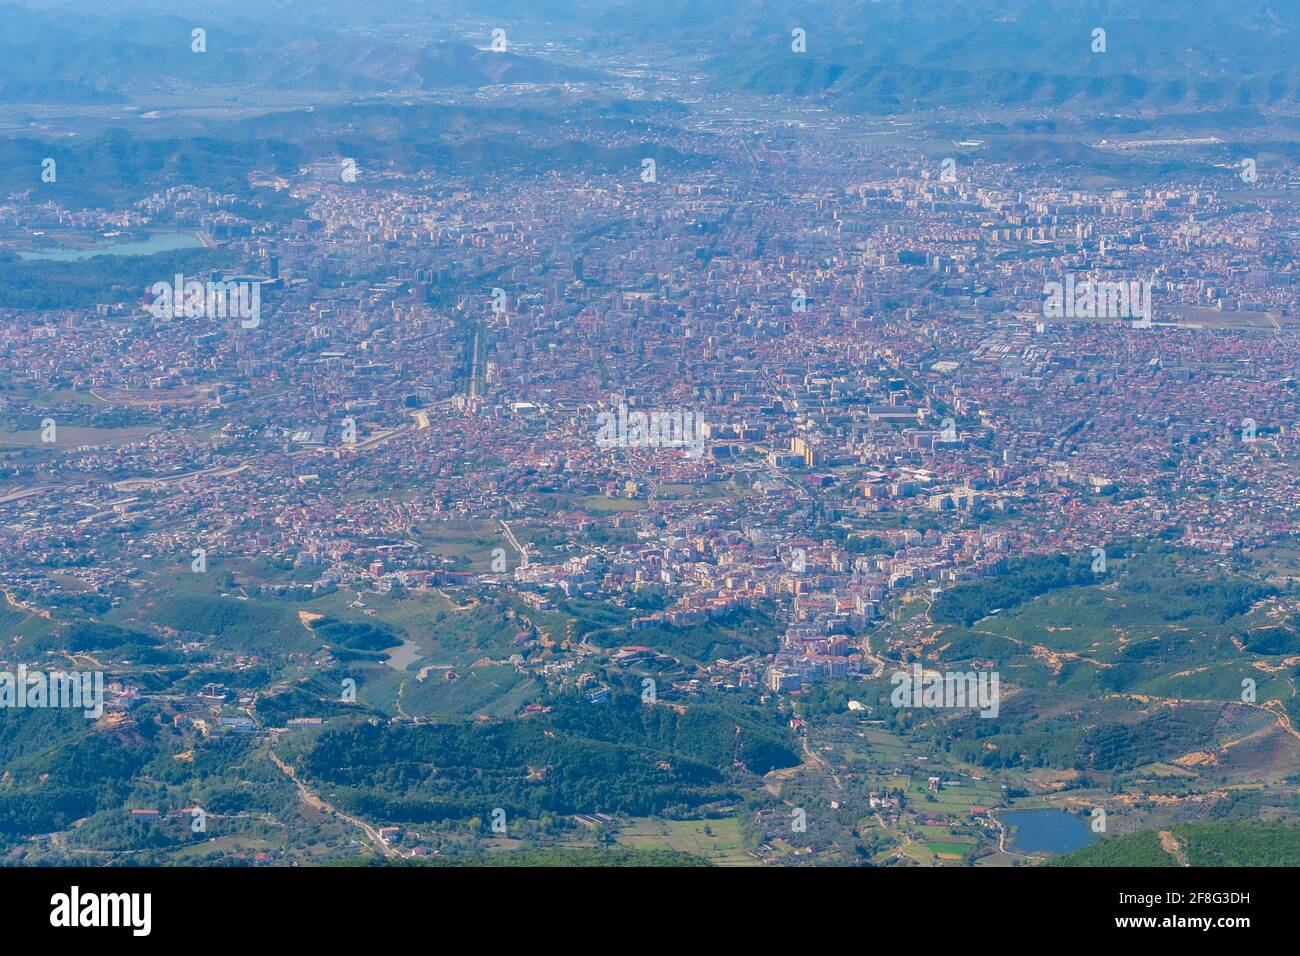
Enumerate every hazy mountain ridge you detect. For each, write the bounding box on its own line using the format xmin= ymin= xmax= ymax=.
xmin=569 ymin=0 xmax=1300 ymax=116
xmin=0 ymin=3 xmax=594 ymax=102
xmin=2 ymin=0 xmax=1297 ymax=119
xmin=695 ymin=1 xmax=1300 ymax=113
xmin=2 ymin=100 xmax=704 ymax=206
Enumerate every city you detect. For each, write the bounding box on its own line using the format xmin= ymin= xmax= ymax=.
xmin=0 ymin=0 xmax=1296 ymax=905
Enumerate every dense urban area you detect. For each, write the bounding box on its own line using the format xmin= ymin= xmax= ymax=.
xmin=0 ymin=0 xmax=1298 ymax=868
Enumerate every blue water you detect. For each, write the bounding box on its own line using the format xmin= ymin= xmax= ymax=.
xmin=18 ymin=231 xmax=203 ymax=261
xmin=1002 ymin=808 xmax=1097 ymax=854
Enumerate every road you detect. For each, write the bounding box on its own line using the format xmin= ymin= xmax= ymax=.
xmin=499 ymin=519 xmax=529 ymax=567
xmin=268 ymin=749 xmax=402 ymax=860
xmin=800 ymin=732 xmax=844 ymax=792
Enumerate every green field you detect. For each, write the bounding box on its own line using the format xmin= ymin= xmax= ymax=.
xmin=615 ymin=816 xmax=754 ymax=866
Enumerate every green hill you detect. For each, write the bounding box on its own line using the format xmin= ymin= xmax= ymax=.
xmin=1055 ymin=822 xmax=1300 ymax=866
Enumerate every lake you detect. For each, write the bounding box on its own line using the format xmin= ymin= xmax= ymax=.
xmin=1001 ymin=808 xmax=1097 ymax=855
xmin=18 ymin=231 xmax=204 ymax=261
xmin=385 ymin=638 xmax=422 ymax=671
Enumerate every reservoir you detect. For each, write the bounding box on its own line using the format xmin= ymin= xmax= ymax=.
xmin=385 ymin=638 xmax=422 ymax=670
xmin=1001 ymin=808 xmax=1097 ymax=854
xmin=18 ymin=231 xmax=204 ymax=261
